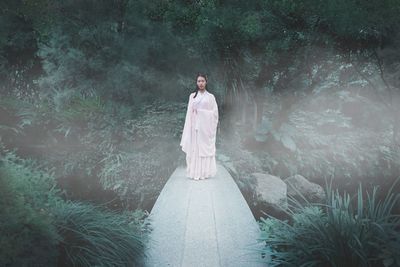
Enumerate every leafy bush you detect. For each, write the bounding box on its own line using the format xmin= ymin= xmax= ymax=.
xmin=254 ymin=85 xmax=400 ymax=192
xmin=0 ymin=146 xmax=150 ymax=267
xmin=96 ymin=100 xmax=184 ymax=208
xmin=259 ymin=180 xmax=400 ymax=267
xmin=0 ymin=149 xmax=62 ymax=267
xmin=52 ymin=200 xmax=150 ymax=267
xmin=2 ymin=90 xmax=183 ymax=210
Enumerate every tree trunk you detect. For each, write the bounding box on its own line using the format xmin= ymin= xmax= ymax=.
xmin=115 ymin=0 xmax=127 ymax=33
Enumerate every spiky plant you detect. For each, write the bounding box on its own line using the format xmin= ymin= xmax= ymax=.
xmin=258 ymin=179 xmax=400 ymax=267
xmin=52 ymin=201 xmax=149 ymax=267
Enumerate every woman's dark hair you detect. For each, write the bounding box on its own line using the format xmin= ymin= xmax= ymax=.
xmin=193 ymin=72 xmax=208 ymax=98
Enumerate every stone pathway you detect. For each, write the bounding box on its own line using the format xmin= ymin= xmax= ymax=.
xmin=144 ymin=163 xmax=268 ymax=267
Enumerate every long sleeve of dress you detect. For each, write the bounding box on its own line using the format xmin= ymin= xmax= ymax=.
xmin=180 ymin=94 xmax=192 ymax=154
xmin=211 ymin=95 xmax=218 ymax=135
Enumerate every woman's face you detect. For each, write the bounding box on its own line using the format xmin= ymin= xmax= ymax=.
xmin=197 ymin=76 xmax=207 ymax=90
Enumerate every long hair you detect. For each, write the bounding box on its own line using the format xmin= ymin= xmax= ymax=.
xmin=193 ymin=72 xmax=208 ymax=98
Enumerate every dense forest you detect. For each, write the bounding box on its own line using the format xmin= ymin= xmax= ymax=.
xmin=1 ymin=0 xmax=400 ymax=266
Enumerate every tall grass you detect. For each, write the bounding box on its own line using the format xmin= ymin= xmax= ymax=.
xmin=52 ymin=200 xmax=149 ymax=267
xmin=0 ymin=147 xmax=150 ymax=267
xmin=0 ymin=148 xmax=62 ymax=266
xmin=259 ymin=179 xmax=400 ymax=267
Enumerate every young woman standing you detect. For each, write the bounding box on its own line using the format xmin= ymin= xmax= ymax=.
xmin=180 ymin=73 xmax=219 ymax=180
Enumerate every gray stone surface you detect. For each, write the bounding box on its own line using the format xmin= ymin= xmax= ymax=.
xmin=144 ymin=164 xmax=268 ymax=267
xmin=252 ymin=173 xmax=288 ymax=211
xmin=284 ymin=174 xmax=326 ymax=203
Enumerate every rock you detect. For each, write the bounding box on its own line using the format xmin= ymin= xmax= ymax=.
xmin=284 ymin=174 xmax=326 ymax=203
xmin=252 ymin=173 xmax=288 ymax=212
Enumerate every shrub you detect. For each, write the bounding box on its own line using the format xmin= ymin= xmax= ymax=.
xmin=52 ymin=200 xmax=150 ymax=267
xmin=0 ymin=149 xmax=62 ymax=267
xmin=0 ymin=147 xmax=150 ymax=267
xmin=258 ymin=179 xmax=400 ymax=267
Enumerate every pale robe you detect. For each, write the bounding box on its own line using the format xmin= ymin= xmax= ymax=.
xmin=180 ymin=90 xmax=218 ymax=157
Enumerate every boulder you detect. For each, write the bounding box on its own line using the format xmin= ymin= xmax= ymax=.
xmin=284 ymin=174 xmax=325 ymax=203
xmin=252 ymin=173 xmax=288 ymax=212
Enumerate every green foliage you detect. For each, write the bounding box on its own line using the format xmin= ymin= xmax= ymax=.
xmin=12 ymin=89 xmax=106 ymax=140
xmin=316 ymin=0 xmax=400 ymax=42
xmin=254 ymin=83 xmax=400 ymax=187
xmin=0 ymin=146 xmax=150 ymax=266
xmin=2 ymin=0 xmax=400 ymax=103
xmin=1 ymin=86 xmax=184 ymax=210
xmin=52 ymin=200 xmax=149 ymax=267
xmin=239 ymin=12 xmax=263 ymax=41
xmin=46 ymin=90 xmax=104 ymax=132
xmin=0 ymin=149 xmax=62 ymax=267
xmin=96 ymin=101 xmax=183 ymax=206
xmin=0 ymin=6 xmax=42 ymax=98
xmin=259 ymin=180 xmax=400 ymax=267
xmin=262 ymin=0 xmax=400 ymax=45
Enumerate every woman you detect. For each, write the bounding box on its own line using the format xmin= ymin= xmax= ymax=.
xmin=180 ymin=73 xmax=219 ymax=180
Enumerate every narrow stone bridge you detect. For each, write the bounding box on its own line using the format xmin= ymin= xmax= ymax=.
xmin=144 ymin=163 xmax=268 ymax=267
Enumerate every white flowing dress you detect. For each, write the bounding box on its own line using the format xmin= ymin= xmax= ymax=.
xmin=180 ymin=90 xmax=218 ymax=180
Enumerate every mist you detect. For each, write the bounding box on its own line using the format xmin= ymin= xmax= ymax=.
xmin=1 ymin=1 xmax=400 ymax=266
